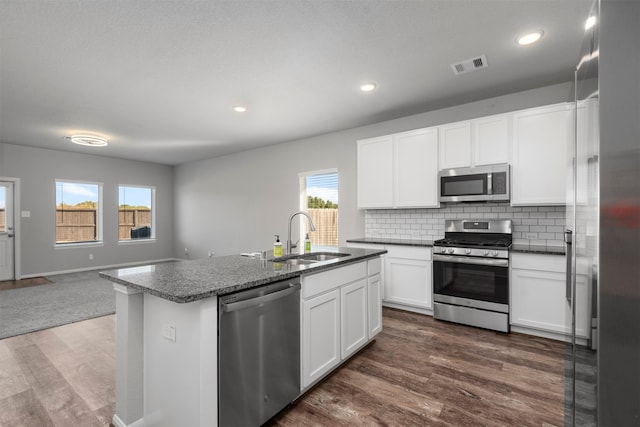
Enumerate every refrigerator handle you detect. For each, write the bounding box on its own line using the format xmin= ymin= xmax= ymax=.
xmin=565 ymin=229 xmax=573 ymax=304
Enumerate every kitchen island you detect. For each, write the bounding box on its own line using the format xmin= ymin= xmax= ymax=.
xmin=100 ymin=247 xmax=385 ymax=427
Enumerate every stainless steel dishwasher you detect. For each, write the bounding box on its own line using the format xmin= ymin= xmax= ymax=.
xmin=218 ymin=278 xmax=301 ymax=426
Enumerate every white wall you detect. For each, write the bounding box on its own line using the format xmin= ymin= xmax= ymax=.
xmin=0 ymin=143 xmax=175 ymax=276
xmin=174 ymin=82 xmax=574 ymax=259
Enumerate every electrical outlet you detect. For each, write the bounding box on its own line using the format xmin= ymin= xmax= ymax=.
xmin=162 ymin=323 xmax=176 ymax=342
xmin=525 ymin=233 xmax=537 ymax=240
xmin=411 ymin=230 xmax=421 ymax=238
xmin=89 ymin=253 xmax=94 ymax=260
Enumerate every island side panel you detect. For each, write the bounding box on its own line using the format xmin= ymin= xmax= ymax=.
xmin=199 ymin=297 xmax=218 ymax=426
xmin=112 ymin=284 xmax=144 ymax=427
xmin=143 ymin=293 xmax=218 ymax=427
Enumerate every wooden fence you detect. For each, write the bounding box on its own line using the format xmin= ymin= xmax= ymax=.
xmin=118 ymin=209 xmax=151 ymax=240
xmin=0 ymin=208 xmax=5 ymax=232
xmin=307 ymin=208 xmax=338 ymax=246
xmin=18 ymin=207 xmax=332 ymax=244
xmin=55 ymin=208 xmax=151 ymax=242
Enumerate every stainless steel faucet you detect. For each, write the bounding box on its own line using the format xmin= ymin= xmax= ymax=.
xmin=287 ymin=211 xmax=316 ymax=254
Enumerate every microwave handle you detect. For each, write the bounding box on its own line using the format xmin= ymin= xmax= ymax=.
xmin=487 ymin=173 xmax=493 ymax=195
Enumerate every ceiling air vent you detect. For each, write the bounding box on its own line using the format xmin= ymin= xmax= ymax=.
xmin=450 ymin=54 xmax=488 ymax=75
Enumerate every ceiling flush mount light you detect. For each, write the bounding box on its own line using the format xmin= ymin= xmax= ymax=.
xmin=232 ymin=105 xmax=247 ymax=113
xmin=67 ymin=135 xmax=108 ymax=147
xmin=585 ymin=16 xmax=596 ymax=30
xmin=360 ymin=82 xmax=377 ymax=93
xmin=516 ymin=30 xmax=544 ymax=46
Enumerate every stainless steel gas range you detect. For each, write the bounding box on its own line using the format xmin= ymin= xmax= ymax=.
xmin=432 ymin=219 xmax=512 ymax=333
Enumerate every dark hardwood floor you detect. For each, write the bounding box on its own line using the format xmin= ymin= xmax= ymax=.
xmin=270 ymin=308 xmax=566 ymax=426
xmin=0 ymin=277 xmax=51 ymax=291
xmin=0 ymin=308 xmax=567 ymax=427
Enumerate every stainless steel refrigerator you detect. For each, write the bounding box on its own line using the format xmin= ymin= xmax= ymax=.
xmin=566 ymin=0 xmax=640 ymax=425
xmin=565 ymin=0 xmax=599 ymax=424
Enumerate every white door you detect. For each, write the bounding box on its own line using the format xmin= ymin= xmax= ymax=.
xmin=0 ymin=182 xmax=15 ymax=281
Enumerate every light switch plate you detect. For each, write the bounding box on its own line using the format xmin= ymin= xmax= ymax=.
xmin=21 ymin=211 xmax=31 ymax=218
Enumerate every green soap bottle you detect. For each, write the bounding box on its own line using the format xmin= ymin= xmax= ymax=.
xmin=273 ymin=235 xmax=282 ymax=257
xmin=304 ymin=233 xmax=311 ymax=253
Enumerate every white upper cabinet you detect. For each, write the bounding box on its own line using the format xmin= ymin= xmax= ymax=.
xmin=394 ymin=128 xmax=439 ymax=208
xmin=439 ymin=114 xmax=509 ymax=169
xmin=439 ymin=121 xmax=471 ymax=169
xmin=357 ymin=127 xmax=439 ymax=209
xmin=357 ymin=135 xmax=394 ymax=208
xmin=511 ymin=103 xmax=574 ymax=206
xmin=473 ymin=114 xmax=510 ymax=166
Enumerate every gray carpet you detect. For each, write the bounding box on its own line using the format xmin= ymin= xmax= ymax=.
xmin=0 ymin=270 xmax=115 ymax=340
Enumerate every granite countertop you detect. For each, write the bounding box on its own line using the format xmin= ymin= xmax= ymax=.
xmin=99 ymin=247 xmax=386 ymax=304
xmin=511 ymin=244 xmax=565 ymax=256
xmin=346 ymin=237 xmax=434 ymax=247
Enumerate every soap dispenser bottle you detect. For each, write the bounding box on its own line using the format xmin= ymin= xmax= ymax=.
xmin=304 ymin=233 xmax=311 ymax=253
xmin=273 ymin=235 xmax=283 ymax=257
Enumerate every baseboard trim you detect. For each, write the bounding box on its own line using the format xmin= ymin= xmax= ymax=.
xmin=510 ymin=325 xmax=589 ymax=345
xmin=382 ymin=301 xmax=433 ymax=316
xmin=112 ymin=414 xmax=144 ymax=427
xmin=21 ymin=258 xmax=180 ymax=279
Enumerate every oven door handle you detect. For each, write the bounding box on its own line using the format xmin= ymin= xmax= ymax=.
xmin=433 ymin=253 xmax=509 ymax=267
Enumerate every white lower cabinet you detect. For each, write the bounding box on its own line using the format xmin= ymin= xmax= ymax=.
xmin=301 ymin=259 xmax=381 ymax=389
xmin=367 ymin=257 xmax=383 ymax=338
xmin=511 ymin=253 xmax=590 ymax=338
xmin=340 ymin=279 xmax=368 ymax=359
xmin=347 ymin=242 xmax=432 ymax=314
xmin=302 ymin=289 xmax=340 ymax=388
xmin=384 ymin=246 xmax=432 ymax=310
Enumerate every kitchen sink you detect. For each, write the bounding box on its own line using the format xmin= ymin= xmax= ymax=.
xmin=270 ymin=252 xmax=351 ymax=265
xmin=274 ymin=258 xmax=317 ymax=266
xmin=296 ymin=252 xmax=350 ymax=261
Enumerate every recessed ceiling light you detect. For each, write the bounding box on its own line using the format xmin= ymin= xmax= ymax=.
xmin=585 ymin=16 xmax=596 ymax=30
xmin=233 ymin=105 xmax=247 ymax=113
xmin=67 ymin=135 xmax=108 ymax=147
xmin=360 ymin=83 xmax=377 ymax=92
xmin=516 ymin=30 xmax=544 ymax=46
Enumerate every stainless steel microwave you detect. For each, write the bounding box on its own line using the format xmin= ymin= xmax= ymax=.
xmin=438 ymin=164 xmax=510 ymax=203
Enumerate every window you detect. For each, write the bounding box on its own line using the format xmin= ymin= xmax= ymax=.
xmin=119 ymin=185 xmax=155 ymax=241
xmin=56 ymin=180 xmax=103 ymax=244
xmin=299 ymin=170 xmax=339 ymax=247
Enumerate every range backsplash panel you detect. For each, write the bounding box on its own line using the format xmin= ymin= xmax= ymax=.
xmin=364 ymin=202 xmax=565 ymax=246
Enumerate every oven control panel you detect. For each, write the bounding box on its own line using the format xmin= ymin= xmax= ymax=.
xmin=432 ymin=245 xmax=509 ymax=259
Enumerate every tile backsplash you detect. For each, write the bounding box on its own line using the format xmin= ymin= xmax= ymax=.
xmin=364 ymin=202 xmax=566 ymax=246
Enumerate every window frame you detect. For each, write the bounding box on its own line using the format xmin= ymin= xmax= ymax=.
xmin=117 ymin=184 xmax=156 ymax=244
xmin=54 ymin=179 xmax=104 ymax=248
xmin=298 ymin=168 xmax=339 ymax=248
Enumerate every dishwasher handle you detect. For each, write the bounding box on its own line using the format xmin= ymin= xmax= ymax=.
xmin=221 ymin=283 xmax=300 ymax=313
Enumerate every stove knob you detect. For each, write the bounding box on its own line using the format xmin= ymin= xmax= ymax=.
xmin=465 ymin=249 xmax=471 ymax=255
xmin=447 ymin=248 xmax=455 ymax=254
xmin=492 ymin=250 xmax=499 ymax=257
xmin=483 ymin=250 xmax=489 ymax=256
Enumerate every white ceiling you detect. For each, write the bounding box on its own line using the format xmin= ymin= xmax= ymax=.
xmin=0 ymin=0 xmax=592 ymax=166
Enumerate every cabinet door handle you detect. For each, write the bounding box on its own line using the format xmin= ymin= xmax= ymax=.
xmin=565 ymin=229 xmax=573 ymax=304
